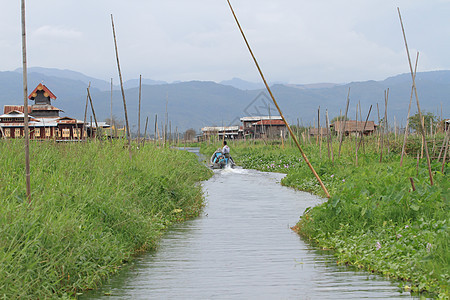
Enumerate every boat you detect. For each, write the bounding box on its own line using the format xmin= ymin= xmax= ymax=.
xmin=210 ymin=149 xmax=235 ymax=169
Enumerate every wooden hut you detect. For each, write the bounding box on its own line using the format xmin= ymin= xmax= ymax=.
xmin=253 ymin=119 xmax=287 ymax=138
xmin=240 ymin=116 xmax=283 ymax=138
xmin=201 ymin=126 xmax=243 ymax=140
xmin=331 ymin=120 xmax=377 ymax=136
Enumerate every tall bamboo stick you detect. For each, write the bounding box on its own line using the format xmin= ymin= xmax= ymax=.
xmin=355 ymin=102 xmax=358 ymax=164
xmin=377 ymin=103 xmax=381 ymax=151
xmin=356 ymin=105 xmax=373 ymax=164
xmin=143 ymin=116 xmax=149 ymax=146
xmin=398 ymin=7 xmax=433 ymax=185
xmin=400 ymin=52 xmax=419 ymax=166
xmin=165 ymin=94 xmax=168 ymax=146
xmin=438 ymin=128 xmax=448 ymax=161
xmin=83 ymin=82 xmax=90 ymax=140
xmin=21 ymin=0 xmax=31 ymax=201
xmin=154 ymin=114 xmax=157 ymax=142
xmin=338 ymin=88 xmax=351 ymax=157
xmin=379 ymin=91 xmax=388 ymax=163
xmin=226 ymin=0 xmax=330 ymax=198
xmin=385 ymin=88 xmax=390 ymax=154
xmin=326 ymin=109 xmax=334 ymax=163
xmin=87 ymin=87 xmax=99 ymax=139
xmin=318 ymin=106 xmax=322 ymax=159
xmin=111 ymin=14 xmax=131 ymax=157
xmin=110 ymin=78 xmax=113 ymax=139
xmin=441 ymin=128 xmax=449 ymax=172
xmin=138 ymin=74 xmax=142 ymax=144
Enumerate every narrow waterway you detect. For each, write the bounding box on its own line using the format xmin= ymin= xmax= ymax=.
xmin=84 ymin=166 xmax=411 ymax=299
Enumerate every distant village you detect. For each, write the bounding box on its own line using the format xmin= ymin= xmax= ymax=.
xmin=1 ymin=83 xmax=448 ymax=141
xmin=200 ymin=117 xmax=379 ymax=141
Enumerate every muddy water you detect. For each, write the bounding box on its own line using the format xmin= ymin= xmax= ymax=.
xmin=84 ymin=167 xmax=411 ymax=299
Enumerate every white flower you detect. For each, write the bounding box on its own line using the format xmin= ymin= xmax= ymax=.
xmin=376 ymin=242 xmax=382 ymax=250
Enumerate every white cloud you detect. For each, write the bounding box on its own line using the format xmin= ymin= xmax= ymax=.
xmin=32 ymin=25 xmax=83 ymax=40
xmin=1 ymin=0 xmax=449 ymax=83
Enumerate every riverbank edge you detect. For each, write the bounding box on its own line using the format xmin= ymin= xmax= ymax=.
xmin=209 ymin=142 xmax=448 ymax=299
xmin=0 ymin=141 xmax=213 ymax=298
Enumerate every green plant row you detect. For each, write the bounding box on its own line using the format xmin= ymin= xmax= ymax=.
xmin=202 ymin=138 xmax=449 ymax=298
xmin=0 ymin=140 xmax=212 ymax=298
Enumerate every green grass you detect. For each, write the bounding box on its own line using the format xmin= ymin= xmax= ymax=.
xmin=201 ymin=136 xmax=449 ymax=298
xmin=0 ymin=140 xmax=211 ymax=298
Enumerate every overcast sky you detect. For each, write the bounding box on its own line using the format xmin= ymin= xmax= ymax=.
xmin=1 ymin=0 xmax=449 ymax=84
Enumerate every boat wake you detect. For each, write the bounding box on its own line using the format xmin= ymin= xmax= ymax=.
xmin=219 ymin=166 xmax=248 ymax=175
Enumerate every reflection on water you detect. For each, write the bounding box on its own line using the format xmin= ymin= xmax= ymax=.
xmin=83 ymin=167 xmax=413 ymax=299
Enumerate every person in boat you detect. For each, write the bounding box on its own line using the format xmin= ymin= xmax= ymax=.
xmin=222 ymin=141 xmax=230 ymax=164
xmin=218 ymin=154 xmax=225 ymax=165
xmin=213 ymin=148 xmax=222 ymax=163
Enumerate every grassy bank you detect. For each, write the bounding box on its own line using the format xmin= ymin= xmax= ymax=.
xmin=0 ymin=140 xmax=211 ymax=298
xmin=202 ymin=138 xmax=448 ymax=297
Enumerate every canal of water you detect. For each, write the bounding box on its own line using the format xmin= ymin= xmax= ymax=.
xmin=83 ymin=152 xmax=413 ymax=299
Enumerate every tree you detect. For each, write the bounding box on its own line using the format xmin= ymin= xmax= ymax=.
xmin=331 ymin=115 xmax=349 ymax=123
xmin=184 ymin=128 xmax=196 ymax=141
xmin=104 ymin=115 xmax=124 ymax=128
xmin=408 ymin=111 xmax=437 ymax=133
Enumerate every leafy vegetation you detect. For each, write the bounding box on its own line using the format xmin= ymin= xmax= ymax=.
xmin=202 ymin=135 xmax=449 ymax=298
xmin=0 ymin=140 xmax=211 ymax=298
xmin=408 ymin=111 xmax=439 ymax=133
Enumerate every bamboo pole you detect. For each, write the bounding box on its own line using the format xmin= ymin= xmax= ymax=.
xmin=143 ymin=116 xmax=148 ymax=146
xmin=138 ymin=74 xmax=142 ymax=144
xmin=87 ymin=87 xmax=100 ymax=139
xmin=421 ymin=116 xmax=425 ymax=159
xmin=154 ymin=114 xmax=158 ymax=144
xmin=416 ymin=150 xmax=420 ymax=176
xmin=377 ymin=103 xmax=381 ymax=152
xmin=156 ymin=120 xmax=160 ymax=145
xmin=338 ymin=88 xmax=350 ymax=157
xmin=318 ymin=106 xmax=322 ymax=159
xmin=441 ymin=129 xmax=449 ymax=173
xmin=355 ymin=102 xmax=359 ymax=164
xmin=326 ymin=109 xmax=334 ymax=163
xmin=409 ymin=177 xmax=416 ymax=192
xmin=400 ymin=52 xmax=419 ymax=166
xmin=394 ymin=116 xmax=397 ymax=142
xmin=385 ymin=88 xmax=390 ymax=154
xmin=83 ymin=83 xmax=90 ymax=141
xmin=438 ymin=128 xmax=448 ymax=161
xmin=162 ymin=121 xmax=165 ymax=147
xmin=379 ymin=90 xmax=388 ymax=163
xmin=21 ymin=0 xmax=31 ymax=201
xmin=111 ymin=14 xmax=132 ymax=157
xmin=356 ymin=105 xmax=373 ymax=166
xmin=398 ymin=7 xmax=433 ymax=185
xmin=110 ymin=78 xmax=113 ymax=139
xmin=226 ymin=0 xmax=330 ymax=198
xmin=165 ymin=94 xmax=168 ymax=147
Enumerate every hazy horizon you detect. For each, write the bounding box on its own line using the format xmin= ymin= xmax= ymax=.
xmin=2 ymin=1 xmax=450 ymax=85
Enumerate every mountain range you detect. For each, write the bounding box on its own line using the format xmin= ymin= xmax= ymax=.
xmin=1 ymin=67 xmax=448 ymax=134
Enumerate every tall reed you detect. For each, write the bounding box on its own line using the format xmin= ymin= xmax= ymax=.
xmin=0 ymin=140 xmax=211 ymax=297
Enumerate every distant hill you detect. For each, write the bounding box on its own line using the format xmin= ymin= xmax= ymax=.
xmin=220 ymin=77 xmax=288 ymax=90
xmin=1 ymin=68 xmax=449 ymax=133
xmin=123 ymin=78 xmax=168 ymax=89
xmin=220 ymin=78 xmax=265 ymax=90
xmin=14 ymin=67 xmax=112 ymax=91
xmin=14 ymin=67 xmax=167 ymax=91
